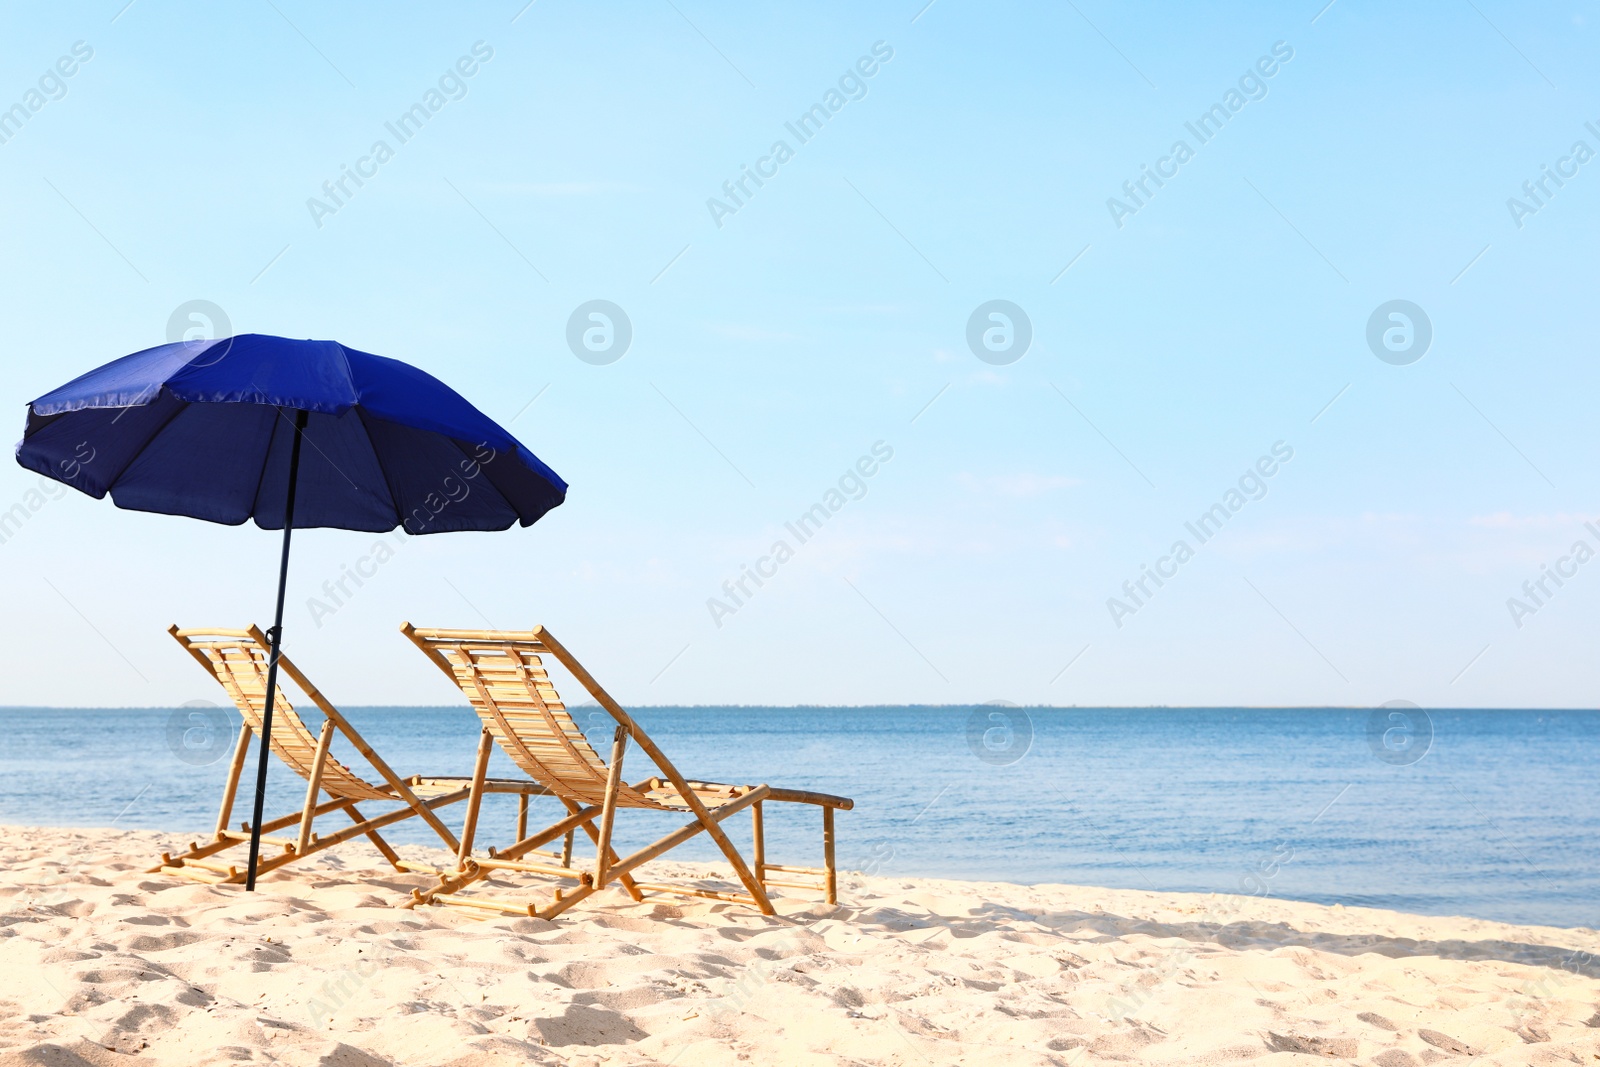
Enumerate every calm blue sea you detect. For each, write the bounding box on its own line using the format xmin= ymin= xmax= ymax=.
xmin=1 ymin=706 xmax=1595 ymax=929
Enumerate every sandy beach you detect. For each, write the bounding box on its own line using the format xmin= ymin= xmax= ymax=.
xmin=2 ymin=824 xmax=1597 ymax=1066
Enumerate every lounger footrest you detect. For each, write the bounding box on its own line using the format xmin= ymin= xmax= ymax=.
xmin=158 ymin=865 xmax=235 ymax=884
xmin=427 ymin=894 xmax=539 ymax=917
xmin=475 ymin=857 xmax=586 ymax=880
xmin=629 ymin=881 xmax=760 ymax=905
xmin=759 ymin=863 xmax=829 ymax=876
xmin=759 ymin=877 xmax=827 ymax=892
xmin=176 ymin=858 xmax=245 ymax=875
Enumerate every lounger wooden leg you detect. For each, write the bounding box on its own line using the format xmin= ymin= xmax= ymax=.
xmin=752 ymin=800 xmax=766 ymax=889
xmin=341 ymin=803 xmax=403 ymax=869
xmin=674 ymin=791 xmax=773 ymax=915
xmin=150 ymin=793 xmax=358 ymax=873
xmin=561 ymin=830 xmax=574 ymax=868
xmin=214 ymin=723 xmax=253 ymax=838
xmin=305 ymin=690 xmax=460 ymax=853
xmin=823 ymin=806 xmax=837 ymax=905
xmin=457 ymin=727 xmax=494 ymax=869
xmin=407 ymin=862 xmax=490 ymax=908
xmin=560 ymin=798 xmax=644 ymax=902
xmin=607 ymin=786 xmax=769 ymax=888
xmin=253 ymin=793 xmax=368 ymax=837
xmin=537 ymin=882 xmax=598 ymax=920
xmin=499 ymin=800 xmax=604 ymax=863
xmin=536 ymin=791 xmax=768 ymax=919
xmin=708 ymin=827 xmax=771 ymax=912
xmin=410 ymin=801 xmax=604 ymax=909
xmin=296 ymin=719 xmax=335 ymax=856
xmin=165 ymin=789 xmax=469 ymax=884
xmin=516 ymin=792 xmax=529 ymax=842
xmin=260 ymin=792 xmax=465 ymax=874
xmin=595 ymin=727 xmax=627 ymax=887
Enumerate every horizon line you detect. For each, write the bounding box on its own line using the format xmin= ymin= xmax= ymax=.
xmin=1 ymin=703 xmax=1593 ymax=712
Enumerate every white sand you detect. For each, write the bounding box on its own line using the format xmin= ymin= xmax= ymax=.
xmin=1 ymin=825 xmax=1598 ymax=1066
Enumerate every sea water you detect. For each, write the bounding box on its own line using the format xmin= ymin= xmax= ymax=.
xmin=1 ymin=705 xmax=1594 ymax=928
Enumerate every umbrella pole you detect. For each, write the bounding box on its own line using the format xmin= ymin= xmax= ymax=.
xmin=245 ymin=409 xmax=309 ymax=891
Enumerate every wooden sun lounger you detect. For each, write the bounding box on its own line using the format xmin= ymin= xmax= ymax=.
xmin=154 ymin=625 xmax=548 ymax=885
xmin=399 ymin=623 xmax=854 ymax=920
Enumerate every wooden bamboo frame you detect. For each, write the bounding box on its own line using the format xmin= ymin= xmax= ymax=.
xmin=155 ymin=625 xmax=548 ymax=886
xmin=398 ymin=622 xmax=854 ymax=919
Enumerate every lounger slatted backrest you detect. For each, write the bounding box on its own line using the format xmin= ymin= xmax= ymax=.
xmin=402 ymin=626 xmax=672 ymax=811
xmin=172 ymin=626 xmax=392 ymax=802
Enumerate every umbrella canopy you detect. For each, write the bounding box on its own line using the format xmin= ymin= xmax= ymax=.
xmin=16 ymin=333 xmax=566 ymax=532
xmin=16 ymin=333 xmax=566 ymax=890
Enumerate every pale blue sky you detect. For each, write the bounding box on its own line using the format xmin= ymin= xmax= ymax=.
xmin=1 ymin=1 xmax=1597 ymax=707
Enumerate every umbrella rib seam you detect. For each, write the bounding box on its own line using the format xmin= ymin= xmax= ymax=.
xmin=246 ymin=406 xmax=284 ymax=527
xmin=444 ymin=436 xmax=518 ymax=531
xmin=353 ymin=408 xmax=407 ymax=532
xmin=101 ymin=389 xmax=192 ymax=498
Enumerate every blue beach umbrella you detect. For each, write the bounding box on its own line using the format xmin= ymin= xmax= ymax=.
xmin=16 ymin=334 xmax=567 ymax=888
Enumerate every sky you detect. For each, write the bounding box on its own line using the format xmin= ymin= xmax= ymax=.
xmin=0 ymin=1 xmax=1597 ymax=708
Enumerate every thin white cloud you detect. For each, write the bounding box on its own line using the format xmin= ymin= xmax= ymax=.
xmin=707 ymin=324 xmax=796 ymax=342
xmin=483 ymin=181 xmax=639 ymax=196
xmin=955 ymin=472 xmax=1082 ymax=497
xmin=1468 ymin=512 xmax=1597 ymax=530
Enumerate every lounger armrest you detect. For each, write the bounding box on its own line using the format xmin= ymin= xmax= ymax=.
xmin=762 ymin=786 xmax=854 ymax=810
xmin=408 ymin=775 xmax=553 ymax=797
xmin=629 ymin=778 xmax=853 ymax=811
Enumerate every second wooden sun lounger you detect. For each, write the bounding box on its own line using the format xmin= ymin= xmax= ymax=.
xmin=155 ymin=625 xmax=546 ymax=885
xmin=400 ymin=623 xmax=853 ymax=920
